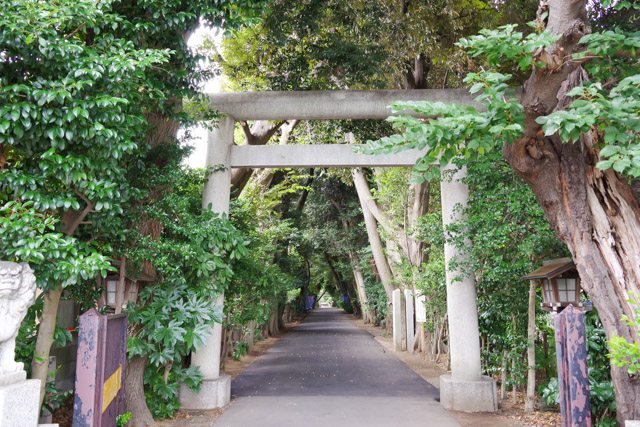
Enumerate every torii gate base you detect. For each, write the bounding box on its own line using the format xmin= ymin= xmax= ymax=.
xmin=179 ymin=90 xmax=498 ymax=413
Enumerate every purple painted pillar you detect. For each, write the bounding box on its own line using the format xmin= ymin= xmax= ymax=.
xmin=73 ymin=309 xmax=128 ymax=427
xmin=554 ymin=305 xmax=592 ymax=427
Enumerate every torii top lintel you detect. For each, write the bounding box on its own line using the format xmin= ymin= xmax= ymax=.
xmin=207 ymin=89 xmax=484 ymax=121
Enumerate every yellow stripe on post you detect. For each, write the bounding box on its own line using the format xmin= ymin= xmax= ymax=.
xmin=102 ymin=366 xmax=122 ymax=414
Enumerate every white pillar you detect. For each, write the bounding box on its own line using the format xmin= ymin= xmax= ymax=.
xmin=405 ymin=289 xmax=415 ymax=354
xmin=179 ymin=115 xmax=235 ymax=409
xmin=201 ymin=115 xmax=234 ymax=213
xmin=439 ymin=164 xmax=497 ymax=412
xmin=392 ymin=289 xmax=403 ymax=352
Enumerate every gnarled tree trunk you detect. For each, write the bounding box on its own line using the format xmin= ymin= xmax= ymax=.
xmin=504 ymin=1 xmax=640 ymax=422
xmin=124 ymin=355 xmax=155 ymax=427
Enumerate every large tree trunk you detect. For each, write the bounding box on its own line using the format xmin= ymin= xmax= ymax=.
xmin=504 ymin=1 xmax=640 ymax=422
xmin=352 ymin=168 xmax=397 ymax=302
xmin=119 ymin=104 xmax=181 ymax=419
xmin=125 ymin=355 xmax=155 ymax=427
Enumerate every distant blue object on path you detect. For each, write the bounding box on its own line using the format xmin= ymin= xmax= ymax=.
xmin=305 ymin=295 xmax=315 ymax=310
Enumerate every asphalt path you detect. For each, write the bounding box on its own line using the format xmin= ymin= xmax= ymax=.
xmin=214 ymin=308 xmax=460 ymax=426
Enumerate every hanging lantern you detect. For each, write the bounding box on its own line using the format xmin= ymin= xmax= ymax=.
xmin=103 ymin=260 xmax=154 ymax=311
xmin=523 ymin=258 xmax=586 ymax=312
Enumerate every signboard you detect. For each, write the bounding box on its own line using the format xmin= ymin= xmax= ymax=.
xmin=415 ymin=295 xmax=427 ymax=323
xmin=73 ymin=309 xmax=128 ymax=427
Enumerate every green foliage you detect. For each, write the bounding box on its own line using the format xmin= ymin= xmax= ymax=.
xmin=414 ymin=252 xmax=447 ymax=335
xmin=124 ymin=194 xmax=248 ymax=418
xmin=541 ymin=377 xmax=559 ymax=407
xmin=224 ymin=186 xmax=302 ymax=335
xmin=42 ymin=369 xmax=73 ymax=417
xmin=364 ymin=15 xmax=640 ymax=183
xmin=449 ymin=154 xmax=567 ymax=367
xmin=363 ymin=266 xmax=389 ymax=325
xmin=144 ymin=363 xmax=203 ymax=419
xmin=0 ymin=0 xmax=170 ymax=292
xmin=337 ymin=299 xmax=353 ymax=314
xmin=361 ymin=71 xmax=525 ymax=182
xmin=0 ymin=0 xmax=268 ymax=419
xmin=536 ymin=11 xmax=640 ymax=177
xmin=216 ymin=0 xmax=537 ymax=92
xmin=537 ymin=73 xmax=640 ymax=175
xmin=608 ymin=293 xmax=640 ymax=375
xmin=233 ymin=341 xmax=249 ymax=360
xmin=586 ymin=311 xmax=618 ymax=425
xmin=0 ymin=201 xmax=114 ymax=290
xmin=116 ymin=412 xmax=132 ymax=427
xmin=359 ymin=6 xmax=639 ymax=421
xmin=359 ymin=22 xmax=559 ymax=181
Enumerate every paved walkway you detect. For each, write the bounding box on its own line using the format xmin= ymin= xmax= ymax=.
xmin=215 ymin=308 xmax=459 ymax=427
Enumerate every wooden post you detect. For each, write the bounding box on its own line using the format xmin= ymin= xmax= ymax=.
xmin=114 ymin=257 xmax=126 ymax=315
xmin=554 ymin=305 xmax=592 ymax=427
xmin=73 ymin=309 xmax=128 ymax=426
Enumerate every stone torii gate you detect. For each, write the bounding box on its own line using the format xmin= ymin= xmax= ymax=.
xmin=178 ymin=89 xmax=498 ymax=413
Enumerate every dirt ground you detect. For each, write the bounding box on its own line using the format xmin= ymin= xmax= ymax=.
xmin=349 ymin=315 xmax=561 ymax=427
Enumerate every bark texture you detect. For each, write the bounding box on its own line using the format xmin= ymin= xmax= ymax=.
xmin=503 ymin=1 xmax=640 ymax=421
xmin=124 ymin=355 xmax=155 ymax=427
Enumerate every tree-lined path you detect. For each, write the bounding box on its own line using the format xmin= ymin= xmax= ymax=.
xmin=214 ymin=309 xmax=459 ymax=426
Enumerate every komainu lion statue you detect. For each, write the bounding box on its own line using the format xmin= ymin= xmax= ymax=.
xmin=0 ymin=261 xmax=36 ymax=375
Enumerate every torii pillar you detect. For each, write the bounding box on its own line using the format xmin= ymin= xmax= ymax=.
xmin=439 ymin=163 xmax=497 ymax=412
xmin=178 ymin=115 xmax=235 ymax=409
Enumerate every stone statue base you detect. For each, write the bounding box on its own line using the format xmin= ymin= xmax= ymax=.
xmin=0 ymin=371 xmax=40 ymax=427
xmin=0 ymin=262 xmax=55 ymax=426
